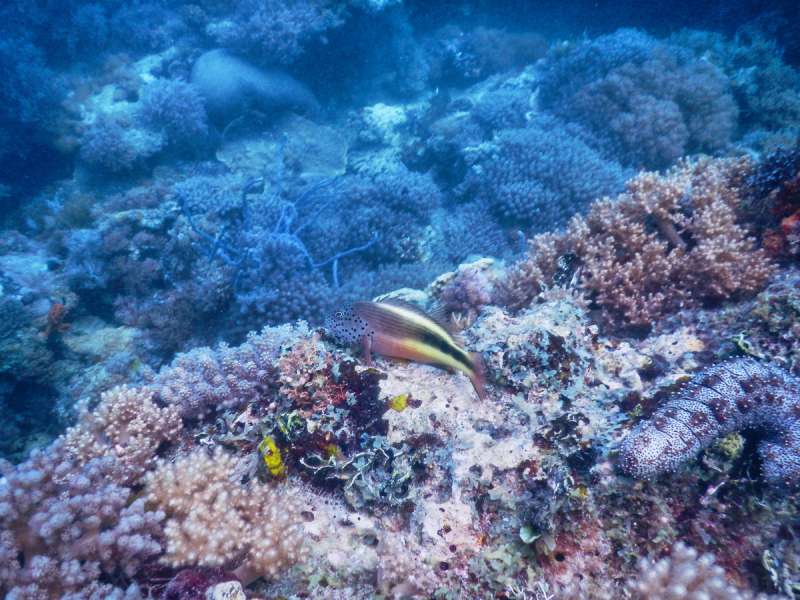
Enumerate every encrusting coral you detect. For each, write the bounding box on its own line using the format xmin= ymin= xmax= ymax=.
xmin=145 ymin=447 xmax=307 ymax=586
xmin=619 ymin=358 xmax=800 ymax=486
xmin=503 ymin=156 xmax=775 ymax=326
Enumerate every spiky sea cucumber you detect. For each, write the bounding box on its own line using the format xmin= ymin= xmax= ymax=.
xmin=618 ymin=358 xmax=800 ymax=485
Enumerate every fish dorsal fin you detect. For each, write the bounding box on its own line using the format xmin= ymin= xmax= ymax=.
xmin=375 ymin=298 xmax=462 ymax=340
xmin=427 ymin=305 xmax=464 ymax=341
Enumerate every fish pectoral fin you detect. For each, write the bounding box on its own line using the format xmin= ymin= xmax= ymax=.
xmin=469 ymin=352 xmax=487 ymax=401
xmin=361 ymin=336 xmax=374 ymax=367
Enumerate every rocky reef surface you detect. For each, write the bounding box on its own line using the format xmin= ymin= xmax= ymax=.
xmin=3 ymin=279 xmax=800 ymax=599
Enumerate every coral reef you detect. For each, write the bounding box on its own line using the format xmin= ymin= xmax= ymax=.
xmin=462 ymin=114 xmax=628 ymax=230
xmin=619 ymin=358 xmax=800 ymax=486
xmin=137 ymin=78 xmax=209 ymax=152
xmin=6 ymin=9 xmax=800 ymax=600
xmin=1 ymin=289 xmax=797 ymax=598
xmin=503 ymin=157 xmax=775 ymax=327
xmin=539 ymin=28 xmax=738 ymax=169
xmin=145 ymin=448 xmax=307 ymax=585
xmin=627 ymin=542 xmax=764 ymax=600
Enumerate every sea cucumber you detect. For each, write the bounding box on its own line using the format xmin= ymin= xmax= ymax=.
xmin=618 ymin=358 xmax=800 ymax=485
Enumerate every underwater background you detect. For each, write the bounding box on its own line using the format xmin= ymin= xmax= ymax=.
xmin=1 ymin=0 xmax=800 ymax=598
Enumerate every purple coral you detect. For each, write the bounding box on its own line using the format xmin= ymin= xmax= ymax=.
xmin=463 ymin=114 xmax=628 ymax=230
xmin=137 ymin=78 xmax=209 ymax=151
xmin=539 ymin=28 xmax=738 ymax=169
xmin=619 ymin=358 xmax=800 ymax=486
xmin=0 ymin=444 xmax=163 ymax=599
xmin=143 ymin=325 xmax=298 ymax=419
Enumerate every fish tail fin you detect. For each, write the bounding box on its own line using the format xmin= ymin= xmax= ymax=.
xmin=469 ymin=352 xmax=487 ymax=401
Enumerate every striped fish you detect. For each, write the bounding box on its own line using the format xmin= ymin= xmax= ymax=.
xmin=325 ymin=299 xmax=486 ymax=401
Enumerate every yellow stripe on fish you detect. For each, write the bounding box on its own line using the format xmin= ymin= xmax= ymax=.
xmin=325 ymin=299 xmax=486 ymax=401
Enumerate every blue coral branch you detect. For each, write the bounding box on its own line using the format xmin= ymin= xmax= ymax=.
xmin=181 ymin=137 xmax=376 ymax=291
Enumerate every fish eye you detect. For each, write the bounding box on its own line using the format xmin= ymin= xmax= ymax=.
xmin=335 ymin=311 xmax=343 ymax=317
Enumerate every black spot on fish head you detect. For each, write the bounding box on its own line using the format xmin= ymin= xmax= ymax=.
xmin=325 ymin=304 xmax=355 ymax=340
xmin=325 ymin=304 xmax=368 ymax=344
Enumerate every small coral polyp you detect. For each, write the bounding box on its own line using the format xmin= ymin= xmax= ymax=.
xmin=619 ymin=358 xmax=800 ymax=486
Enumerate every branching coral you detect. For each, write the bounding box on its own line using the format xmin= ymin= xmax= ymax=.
xmin=0 ymin=443 xmax=163 ymax=599
xmin=204 ymin=0 xmax=345 ymax=65
xmin=619 ymin=358 xmax=800 ymax=486
xmin=539 ymin=28 xmax=738 ymax=169
xmin=337 ymin=165 xmax=442 ymax=265
xmin=144 ymin=324 xmax=298 ymax=419
xmin=137 ymin=78 xmax=209 ymax=152
xmin=80 ymin=78 xmax=209 ymax=172
xmin=79 ymin=121 xmax=164 ymax=172
xmin=462 ymin=113 xmax=628 ymax=231
xmin=145 ymin=447 xmax=307 ymax=586
xmin=627 ymin=542 xmax=763 ymax=599
xmin=503 ymin=157 xmax=775 ymax=327
xmin=61 ymin=385 xmax=183 ymax=486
